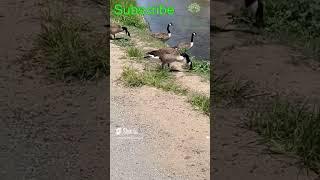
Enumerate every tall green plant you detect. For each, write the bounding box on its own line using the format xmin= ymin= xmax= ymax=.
xmin=110 ymin=0 xmax=147 ymax=29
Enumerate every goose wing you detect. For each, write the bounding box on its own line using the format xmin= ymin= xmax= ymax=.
xmin=151 ymin=32 xmax=169 ymax=39
xmin=110 ymin=23 xmax=123 ymax=34
xmin=111 ymin=23 xmax=121 ymax=28
xmin=157 ymin=47 xmax=179 ymax=55
xmin=145 ymin=47 xmax=179 ymax=58
xmin=176 ymin=42 xmax=190 ymax=49
xmin=146 ymin=50 xmax=162 ymax=57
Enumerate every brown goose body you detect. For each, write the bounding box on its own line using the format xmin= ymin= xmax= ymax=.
xmin=174 ymin=32 xmax=196 ymax=51
xmin=151 ymin=23 xmax=173 ymax=41
xmin=144 ymin=47 xmax=192 ymax=70
xmin=109 ymin=23 xmax=130 ymax=39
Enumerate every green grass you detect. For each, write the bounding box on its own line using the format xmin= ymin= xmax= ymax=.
xmin=121 ymin=66 xmax=210 ymax=114
xmin=126 ymin=47 xmax=144 ymax=59
xmin=120 ymin=67 xmax=144 ymax=87
xmin=121 ymin=66 xmax=188 ymax=95
xmin=110 ymin=0 xmax=147 ymax=29
xmin=113 ymin=37 xmax=134 ymax=47
xmin=247 ymin=98 xmax=320 ymax=173
xmin=190 ymin=58 xmax=210 ymax=79
xmin=232 ymin=0 xmax=320 ymax=60
xmin=38 ymin=2 xmax=108 ymax=80
xmin=188 ymin=93 xmax=210 ymax=115
xmin=264 ymin=0 xmax=320 ymax=60
xmin=212 ymin=70 xmax=253 ymax=105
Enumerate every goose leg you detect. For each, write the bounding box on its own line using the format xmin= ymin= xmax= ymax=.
xmin=167 ymin=63 xmax=170 ymax=68
xmin=161 ymin=62 xmax=165 ymax=69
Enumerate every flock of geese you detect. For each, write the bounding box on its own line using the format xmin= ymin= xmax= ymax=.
xmin=109 ymin=22 xmax=196 ymax=70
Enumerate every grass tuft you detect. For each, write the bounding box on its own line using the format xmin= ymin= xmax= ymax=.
xmin=267 ymin=0 xmax=320 ymax=60
xmin=110 ymin=0 xmax=147 ymax=29
xmin=188 ymin=94 xmax=210 ymax=115
xmin=127 ymin=47 xmax=144 ymax=59
xmin=38 ymin=3 xmax=108 ymax=80
xmin=190 ymin=58 xmax=210 ymax=79
xmin=213 ymin=71 xmax=253 ymax=105
xmin=121 ymin=67 xmax=210 ymax=114
xmin=121 ymin=67 xmax=144 ymax=87
xmin=231 ymin=0 xmax=320 ymax=60
xmin=248 ymin=98 xmax=320 ymax=172
xmin=113 ymin=38 xmax=134 ymax=47
xmin=121 ymin=67 xmax=188 ymax=95
xmin=144 ymin=69 xmax=188 ymax=95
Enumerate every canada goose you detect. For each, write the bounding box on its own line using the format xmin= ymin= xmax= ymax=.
xmin=108 ymin=23 xmax=130 ymax=39
xmin=144 ymin=47 xmax=192 ymax=70
xmin=151 ymin=23 xmax=173 ymax=41
xmin=174 ymin=32 xmax=197 ymax=51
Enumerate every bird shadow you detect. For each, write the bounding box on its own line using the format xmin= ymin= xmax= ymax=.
xmin=169 ymin=69 xmax=182 ymax=72
xmin=111 ymin=37 xmax=127 ymax=40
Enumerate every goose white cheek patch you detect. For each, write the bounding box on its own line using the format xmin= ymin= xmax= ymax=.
xmin=168 ymin=33 xmax=171 ymax=37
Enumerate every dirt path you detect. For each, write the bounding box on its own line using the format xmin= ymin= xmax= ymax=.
xmin=212 ymin=1 xmax=319 ymax=179
xmin=110 ymin=41 xmax=210 ymax=179
xmin=0 ymin=1 xmax=108 ymax=179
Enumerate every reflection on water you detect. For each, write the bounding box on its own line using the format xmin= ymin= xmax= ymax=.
xmin=137 ymin=0 xmax=210 ymax=60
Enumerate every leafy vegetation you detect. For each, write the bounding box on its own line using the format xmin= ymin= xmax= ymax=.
xmin=38 ymin=1 xmax=108 ymax=80
xmin=121 ymin=66 xmax=209 ymax=114
xmin=190 ymin=58 xmax=210 ymax=79
xmin=121 ymin=66 xmax=188 ymax=95
xmin=113 ymin=37 xmax=134 ymax=47
xmin=126 ymin=47 xmax=144 ymax=59
xmin=212 ymin=70 xmax=254 ymax=105
xmin=110 ymin=0 xmax=147 ymax=29
xmin=248 ymin=98 xmax=320 ymax=173
xmin=188 ymin=93 xmax=210 ymax=115
xmin=264 ymin=0 xmax=320 ymax=59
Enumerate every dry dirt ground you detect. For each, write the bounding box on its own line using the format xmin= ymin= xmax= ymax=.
xmin=212 ymin=1 xmax=320 ymax=180
xmin=110 ymin=38 xmax=210 ymax=179
xmin=0 ymin=1 xmax=109 ymax=179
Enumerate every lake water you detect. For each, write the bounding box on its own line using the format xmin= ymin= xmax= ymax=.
xmin=136 ymin=0 xmax=210 ymax=60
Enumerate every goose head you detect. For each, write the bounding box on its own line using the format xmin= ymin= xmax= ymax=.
xmin=122 ymin=27 xmax=130 ymax=37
